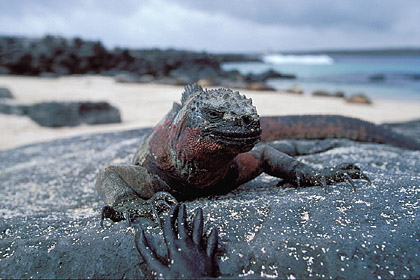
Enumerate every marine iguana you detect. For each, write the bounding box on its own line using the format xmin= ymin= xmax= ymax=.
xmin=96 ymin=84 xmax=419 ymax=223
xmin=96 ymin=84 xmax=419 ymax=277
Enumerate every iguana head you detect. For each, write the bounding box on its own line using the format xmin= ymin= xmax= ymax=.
xmin=175 ymin=84 xmax=261 ymax=154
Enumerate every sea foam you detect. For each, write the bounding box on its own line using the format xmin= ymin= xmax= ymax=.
xmin=263 ymin=54 xmax=334 ymax=65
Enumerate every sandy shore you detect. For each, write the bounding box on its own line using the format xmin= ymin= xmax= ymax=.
xmin=0 ymin=75 xmax=419 ymax=151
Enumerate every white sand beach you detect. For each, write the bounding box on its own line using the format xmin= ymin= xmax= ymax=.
xmin=0 ymin=75 xmax=419 ymax=151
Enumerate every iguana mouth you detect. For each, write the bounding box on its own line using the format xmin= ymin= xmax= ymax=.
xmin=210 ymin=129 xmax=262 ymax=146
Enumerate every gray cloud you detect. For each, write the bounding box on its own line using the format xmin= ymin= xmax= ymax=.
xmin=172 ymin=0 xmax=418 ymax=31
xmin=0 ymin=0 xmax=418 ymax=52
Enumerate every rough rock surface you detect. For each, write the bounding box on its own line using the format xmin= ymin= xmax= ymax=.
xmin=0 ymin=122 xmax=419 ymax=279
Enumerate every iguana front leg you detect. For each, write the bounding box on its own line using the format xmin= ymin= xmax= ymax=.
xmin=96 ymin=165 xmax=177 ymax=225
xmin=234 ymin=144 xmax=369 ymax=190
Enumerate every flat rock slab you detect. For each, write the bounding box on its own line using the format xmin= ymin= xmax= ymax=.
xmin=0 ymin=101 xmax=122 ymax=127
xmin=0 ymin=122 xmax=419 ymax=279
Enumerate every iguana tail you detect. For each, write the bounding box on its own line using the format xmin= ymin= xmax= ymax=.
xmin=260 ymin=115 xmax=420 ymax=150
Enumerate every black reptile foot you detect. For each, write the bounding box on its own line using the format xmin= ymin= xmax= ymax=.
xmin=310 ymin=163 xmax=371 ymax=192
xmin=134 ymin=204 xmax=219 ymax=278
xmin=100 ymin=191 xmax=179 ymax=227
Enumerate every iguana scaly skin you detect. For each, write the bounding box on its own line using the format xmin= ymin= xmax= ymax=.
xmin=96 ymin=84 xmax=419 ymax=222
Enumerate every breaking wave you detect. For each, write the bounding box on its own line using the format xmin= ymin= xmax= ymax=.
xmin=262 ymin=54 xmax=334 ymax=65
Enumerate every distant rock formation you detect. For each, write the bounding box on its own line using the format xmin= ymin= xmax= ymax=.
xmin=0 ymin=35 xmax=295 ymax=90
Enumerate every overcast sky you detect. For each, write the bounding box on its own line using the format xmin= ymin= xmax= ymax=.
xmin=0 ymin=0 xmax=419 ymax=52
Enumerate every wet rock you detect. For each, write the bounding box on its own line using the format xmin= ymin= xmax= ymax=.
xmin=0 ymin=121 xmax=419 ymax=279
xmin=0 ymin=87 xmax=13 ymax=99
xmin=346 ymin=94 xmax=372 ymax=104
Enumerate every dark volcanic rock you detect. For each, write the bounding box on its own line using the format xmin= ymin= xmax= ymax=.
xmin=0 ymin=35 xmax=296 ymax=89
xmin=0 ymin=101 xmax=121 ymax=127
xmin=0 ymin=87 xmax=13 ymax=99
xmin=0 ymin=123 xmax=419 ymax=279
xmin=26 ymin=101 xmax=121 ymax=127
xmin=245 ymin=69 xmax=296 ymax=82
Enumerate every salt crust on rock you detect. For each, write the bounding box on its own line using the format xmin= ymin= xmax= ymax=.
xmin=0 ymin=122 xmax=419 ymax=279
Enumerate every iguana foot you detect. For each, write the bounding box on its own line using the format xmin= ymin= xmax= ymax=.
xmin=296 ymin=163 xmax=371 ymax=192
xmin=134 ymin=204 xmax=219 ymax=278
xmin=125 ymin=191 xmax=178 ymax=227
xmin=101 ymin=191 xmax=178 ymax=227
xmin=255 ymin=145 xmax=371 ymax=192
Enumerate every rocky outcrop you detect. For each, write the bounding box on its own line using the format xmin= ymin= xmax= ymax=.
xmin=0 ymin=35 xmax=294 ymax=90
xmin=0 ymin=120 xmax=419 ymax=278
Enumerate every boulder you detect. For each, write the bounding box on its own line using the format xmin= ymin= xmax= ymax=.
xmin=0 ymin=87 xmax=13 ymax=99
xmin=0 ymin=101 xmax=122 ymax=127
xmin=346 ymin=94 xmax=372 ymax=104
xmin=26 ymin=101 xmax=121 ymax=127
xmin=0 ymin=121 xmax=419 ymax=279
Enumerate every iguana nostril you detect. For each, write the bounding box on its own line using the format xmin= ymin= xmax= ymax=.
xmin=242 ymin=116 xmax=251 ymax=125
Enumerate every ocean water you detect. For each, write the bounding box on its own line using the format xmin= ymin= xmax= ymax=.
xmin=222 ymin=54 xmax=420 ymax=101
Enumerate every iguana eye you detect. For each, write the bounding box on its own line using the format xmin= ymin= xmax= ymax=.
xmin=206 ymin=109 xmax=223 ymax=120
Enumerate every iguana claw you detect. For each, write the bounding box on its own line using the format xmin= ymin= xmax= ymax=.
xmin=345 ymin=173 xmax=356 ymax=192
